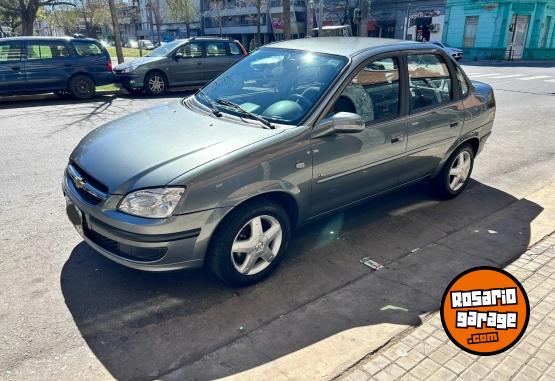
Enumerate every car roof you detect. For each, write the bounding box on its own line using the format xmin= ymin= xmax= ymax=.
xmin=265 ymin=37 xmax=430 ymax=57
xmin=0 ymin=36 xmax=98 ymax=42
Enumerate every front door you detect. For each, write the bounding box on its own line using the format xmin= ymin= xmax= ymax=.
xmin=310 ymin=56 xmax=407 ymax=217
xmin=25 ymin=40 xmax=73 ymax=91
xmin=168 ymin=41 xmax=205 ymax=86
xmin=0 ymin=41 xmax=25 ymax=94
xmin=507 ymin=15 xmax=530 ymax=60
xmin=400 ymin=53 xmax=463 ymax=183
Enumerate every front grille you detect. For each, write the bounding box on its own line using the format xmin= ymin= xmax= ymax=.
xmin=67 ymin=163 xmax=108 ymax=205
xmin=84 ymin=226 xmax=167 ymax=262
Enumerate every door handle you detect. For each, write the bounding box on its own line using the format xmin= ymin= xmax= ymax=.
xmin=197 ymin=62 xmax=202 ymax=65
xmin=64 ymin=63 xmax=72 ymax=67
xmin=11 ymin=66 xmax=20 ymax=71
xmin=450 ymin=121 xmax=460 ymax=128
xmin=390 ymin=135 xmax=404 ymax=144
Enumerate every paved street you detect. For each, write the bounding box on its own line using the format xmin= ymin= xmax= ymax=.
xmin=1 ymin=61 xmax=554 ymax=380
xmin=339 ymin=233 xmax=555 ymax=381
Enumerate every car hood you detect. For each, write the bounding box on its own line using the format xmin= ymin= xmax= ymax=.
xmin=115 ymin=56 xmax=164 ymax=70
xmin=70 ymin=100 xmax=282 ymax=195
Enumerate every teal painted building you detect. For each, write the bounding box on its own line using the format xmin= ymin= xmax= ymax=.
xmin=443 ymin=0 xmax=555 ymax=60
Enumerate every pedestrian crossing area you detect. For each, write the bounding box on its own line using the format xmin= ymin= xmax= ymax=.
xmin=464 ymin=71 xmax=555 ymax=84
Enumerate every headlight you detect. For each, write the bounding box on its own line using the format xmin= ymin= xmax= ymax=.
xmin=120 ymin=65 xmax=139 ymax=73
xmin=118 ymin=187 xmax=185 ymax=218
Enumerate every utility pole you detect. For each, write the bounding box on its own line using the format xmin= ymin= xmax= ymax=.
xmin=358 ymin=0 xmax=367 ymax=37
xmin=283 ymin=0 xmax=291 ymax=40
xmin=109 ymin=0 xmax=124 ymax=64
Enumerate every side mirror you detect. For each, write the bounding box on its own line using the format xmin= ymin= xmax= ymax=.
xmin=174 ymin=51 xmax=184 ymax=60
xmin=313 ymin=112 xmax=365 ymax=137
xmin=332 ymin=112 xmax=365 ymax=133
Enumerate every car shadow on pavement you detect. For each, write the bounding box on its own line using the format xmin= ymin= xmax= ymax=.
xmin=60 ymin=180 xmax=542 ymax=380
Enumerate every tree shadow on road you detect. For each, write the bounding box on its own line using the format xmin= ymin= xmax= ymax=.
xmin=60 ymin=180 xmax=542 ymax=380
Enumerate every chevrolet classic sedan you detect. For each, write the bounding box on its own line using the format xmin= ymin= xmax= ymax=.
xmin=64 ymin=37 xmax=495 ymax=285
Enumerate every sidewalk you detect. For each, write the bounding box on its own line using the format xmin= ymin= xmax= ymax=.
xmin=339 ymin=233 xmax=555 ymax=381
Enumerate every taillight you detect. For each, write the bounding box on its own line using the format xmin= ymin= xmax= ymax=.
xmin=107 ymin=58 xmax=113 ymax=72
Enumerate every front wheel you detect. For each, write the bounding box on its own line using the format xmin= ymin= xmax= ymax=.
xmin=69 ymin=74 xmax=96 ymax=100
xmin=208 ymin=199 xmax=291 ymax=286
xmin=431 ymin=144 xmax=475 ymax=199
xmin=144 ymin=71 xmax=168 ymax=96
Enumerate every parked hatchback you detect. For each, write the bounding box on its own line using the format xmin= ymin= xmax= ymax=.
xmin=113 ymin=37 xmax=247 ymax=95
xmin=432 ymin=41 xmax=464 ymax=61
xmin=65 ymin=38 xmax=495 ymax=285
xmin=0 ymin=36 xmax=113 ymax=99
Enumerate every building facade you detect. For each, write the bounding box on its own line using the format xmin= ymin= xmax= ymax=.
xmin=442 ymin=0 xmax=555 ymax=60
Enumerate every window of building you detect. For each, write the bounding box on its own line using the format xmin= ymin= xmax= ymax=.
xmin=206 ymin=42 xmax=227 ymax=57
xmin=463 ymin=16 xmax=479 ymax=48
xmin=407 ymin=54 xmax=453 ymax=112
xmin=0 ymin=41 xmax=22 ymax=62
xmin=72 ymin=41 xmax=103 ymax=56
xmin=228 ymin=42 xmax=242 ymax=55
xmin=333 ymin=57 xmax=400 ymax=123
xmin=541 ymin=16 xmax=552 ymax=48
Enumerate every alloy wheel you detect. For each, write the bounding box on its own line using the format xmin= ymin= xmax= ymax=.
xmin=148 ymin=75 xmax=165 ymax=93
xmin=449 ymin=150 xmax=472 ymax=191
xmin=230 ymin=215 xmax=283 ymax=276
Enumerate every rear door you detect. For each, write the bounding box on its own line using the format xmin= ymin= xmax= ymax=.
xmin=204 ymin=41 xmax=234 ymax=81
xmin=25 ymin=40 xmax=72 ymax=91
xmin=399 ymin=52 xmax=465 ymax=183
xmin=167 ymin=41 xmax=204 ymax=86
xmin=0 ymin=41 xmax=25 ymax=94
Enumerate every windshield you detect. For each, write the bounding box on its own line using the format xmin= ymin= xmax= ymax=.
xmin=197 ymin=48 xmax=348 ymax=125
xmin=147 ymin=40 xmax=182 ymax=57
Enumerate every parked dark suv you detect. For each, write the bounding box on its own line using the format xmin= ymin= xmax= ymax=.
xmin=0 ymin=36 xmax=113 ymax=99
xmin=113 ymin=37 xmax=247 ymax=95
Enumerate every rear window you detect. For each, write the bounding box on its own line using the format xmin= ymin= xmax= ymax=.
xmin=72 ymin=41 xmax=103 ymax=56
xmin=228 ymin=42 xmax=242 ymax=55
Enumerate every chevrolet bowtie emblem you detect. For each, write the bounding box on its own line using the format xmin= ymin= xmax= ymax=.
xmin=74 ymin=177 xmax=86 ymax=189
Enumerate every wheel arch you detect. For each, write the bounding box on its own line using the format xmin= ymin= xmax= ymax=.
xmin=67 ymin=71 xmax=95 ymax=88
xmin=433 ymin=136 xmax=480 ymax=178
xmin=144 ymin=69 xmax=169 ymax=86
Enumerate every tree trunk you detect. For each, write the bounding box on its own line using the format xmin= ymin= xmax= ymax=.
xmin=256 ymin=0 xmax=261 ymax=47
xmin=21 ymin=3 xmax=37 ymax=36
xmin=282 ymin=0 xmax=290 ymax=40
xmin=108 ymin=0 xmax=124 ymax=64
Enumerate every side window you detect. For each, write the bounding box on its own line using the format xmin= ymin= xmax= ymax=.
xmin=455 ymin=67 xmax=470 ymax=98
xmin=407 ymin=54 xmax=453 ymax=113
xmin=206 ymin=42 xmax=227 ymax=57
xmin=72 ymin=41 xmax=103 ymax=56
xmin=176 ymin=42 xmax=203 ymax=58
xmin=334 ymin=57 xmax=400 ymax=124
xmin=228 ymin=42 xmax=241 ymax=55
xmin=26 ymin=43 xmax=68 ymax=60
xmin=0 ymin=41 xmax=22 ymax=62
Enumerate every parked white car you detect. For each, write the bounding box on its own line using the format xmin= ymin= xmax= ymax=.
xmin=432 ymin=42 xmax=463 ymax=61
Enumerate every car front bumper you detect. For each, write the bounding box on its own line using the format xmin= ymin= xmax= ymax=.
xmin=113 ymin=72 xmax=145 ymax=90
xmin=63 ymin=168 xmax=231 ymax=271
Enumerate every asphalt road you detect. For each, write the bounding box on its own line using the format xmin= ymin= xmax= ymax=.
xmin=1 ymin=62 xmax=554 ymax=380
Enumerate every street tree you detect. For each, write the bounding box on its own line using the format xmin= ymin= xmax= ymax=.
xmin=255 ymin=0 xmax=264 ymax=47
xmin=149 ymin=0 xmax=165 ymax=43
xmin=0 ymin=0 xmax=75 ymax=35
xmin=282 ymin=0 xmax=290 ymax=40
xmin=108 ymin=0 xmax=123 ymax=64
xmin=166 ymin=0 xmax=197 ymax=38
xmin=0 ymin=0 xmax=21 ymax=33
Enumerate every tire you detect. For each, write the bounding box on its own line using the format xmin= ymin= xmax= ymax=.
xmin=207 ymin=199 xmax=292 ymax=286
xmin=54 ymin=91 xmax=72 ymax=99
xmin=431 ymin=144 xmax=475 ymax=199
xmin=144 ymin=71 xmax=168 ymax=96
xmin=68 ymin=74 xmax=96 ymax=100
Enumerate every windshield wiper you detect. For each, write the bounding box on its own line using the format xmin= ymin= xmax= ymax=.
xmin=196 ymin=89 xmax=222 ymax=117
xmin=215 ymin=98 xmax=275 ymax=129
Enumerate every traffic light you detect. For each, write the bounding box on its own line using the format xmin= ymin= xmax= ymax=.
xmin=353 ymin=8 xmax=361 ymax=24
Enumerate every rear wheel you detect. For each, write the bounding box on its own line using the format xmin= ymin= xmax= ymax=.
xmin=431 ymin=144 xmax=475 ymax=199
xmin=144 ymin=71 xmax=168 ymax=96
xmin=208 ymin=199 xmax=291 ymax=286
xmin=68 ymin=74 xmax=96 ymax=100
